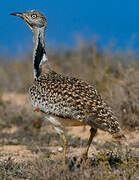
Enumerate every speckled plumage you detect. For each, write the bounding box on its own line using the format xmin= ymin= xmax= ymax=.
xmin=29 ymin=70 xmax=121 ymax=135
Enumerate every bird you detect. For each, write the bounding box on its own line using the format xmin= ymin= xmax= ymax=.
xmin=10 ymin=10 xmax=125 ymax=161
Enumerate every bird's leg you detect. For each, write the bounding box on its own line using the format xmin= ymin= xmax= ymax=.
xmin=60 ymin=133 xmax=67 ymax=163
xmin=54 ymin=127 xmax=67 ymax=164
xmin=74 ymin=127 xmax=97 ymax=168
xmin=82 ymin=127 xmax=97 ymax=159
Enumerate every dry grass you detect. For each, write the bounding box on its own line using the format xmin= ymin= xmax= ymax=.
xmin=0 ymin=151 xmax=138 ymax=180
xmin=0 ymin=40 xmax=139 ymax=179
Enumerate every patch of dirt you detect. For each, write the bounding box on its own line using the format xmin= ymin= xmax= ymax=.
xmin=0 ymin=145 xmax=33 ymax=161
xmin=2 ymin=92 xmax=29 ymax=106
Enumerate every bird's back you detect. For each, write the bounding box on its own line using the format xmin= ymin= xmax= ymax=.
xmin=29 ymin=71 xmax=121 ymax=135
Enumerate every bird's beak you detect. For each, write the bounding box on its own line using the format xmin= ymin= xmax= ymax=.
xmin=10 ymin=12 xmax=24 ymax=18
xmin=10 ymin=12 xmax=33 ymax=31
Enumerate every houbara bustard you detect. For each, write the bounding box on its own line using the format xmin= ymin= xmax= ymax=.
xmin=10 ymin=10 xmax=126 ymax=160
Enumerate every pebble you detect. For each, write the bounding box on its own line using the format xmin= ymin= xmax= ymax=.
xmin=58 ymin=147 xmax=63 ymax=152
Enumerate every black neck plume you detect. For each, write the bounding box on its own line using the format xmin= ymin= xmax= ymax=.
xmin=34 ymin=35 xmax=45 ymax=78
xmin=33 ymin=29 xmax=51 ymax=80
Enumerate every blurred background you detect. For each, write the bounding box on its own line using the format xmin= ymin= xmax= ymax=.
xmin=1 ymin=0 xmax=139 ymax=55
xmin=0 ymin=1 xmax=139 ymax=178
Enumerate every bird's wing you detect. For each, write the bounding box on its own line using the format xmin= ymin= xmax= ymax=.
xmin=30 ymin=71 xmax=120 ymax=133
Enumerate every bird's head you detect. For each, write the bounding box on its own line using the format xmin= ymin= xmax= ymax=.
xmin=10 ymin=10 xmax=47 ymax=32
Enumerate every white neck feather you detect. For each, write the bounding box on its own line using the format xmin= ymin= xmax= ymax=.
xmin=32 ymin=27 xmax=51 ymax=79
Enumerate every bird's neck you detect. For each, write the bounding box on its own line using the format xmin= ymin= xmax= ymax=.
xmin=33 ymin=27 xmax=51 ymax=80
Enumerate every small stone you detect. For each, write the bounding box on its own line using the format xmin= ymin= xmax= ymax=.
xmin=51 ymin=150 xmax=56 ymax=154
xmin=58 ymin=147 xmax=63 ymax=152
xmin=93 ymin=138 xmax=98 ymax=143
xmin=72 ymin=136 xmax=76 ymax=139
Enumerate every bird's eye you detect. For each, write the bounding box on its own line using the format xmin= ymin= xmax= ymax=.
xmin=31 ymin=14 xmax=37 ymax=19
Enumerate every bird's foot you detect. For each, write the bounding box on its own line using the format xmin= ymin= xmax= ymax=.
xmin=81 ymin=153 xmax=88 ymax=160
xmin=80 ymin=153 xmax=90 ymax=168
xmin=69 ymin=153 xmax=89 ymax=170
